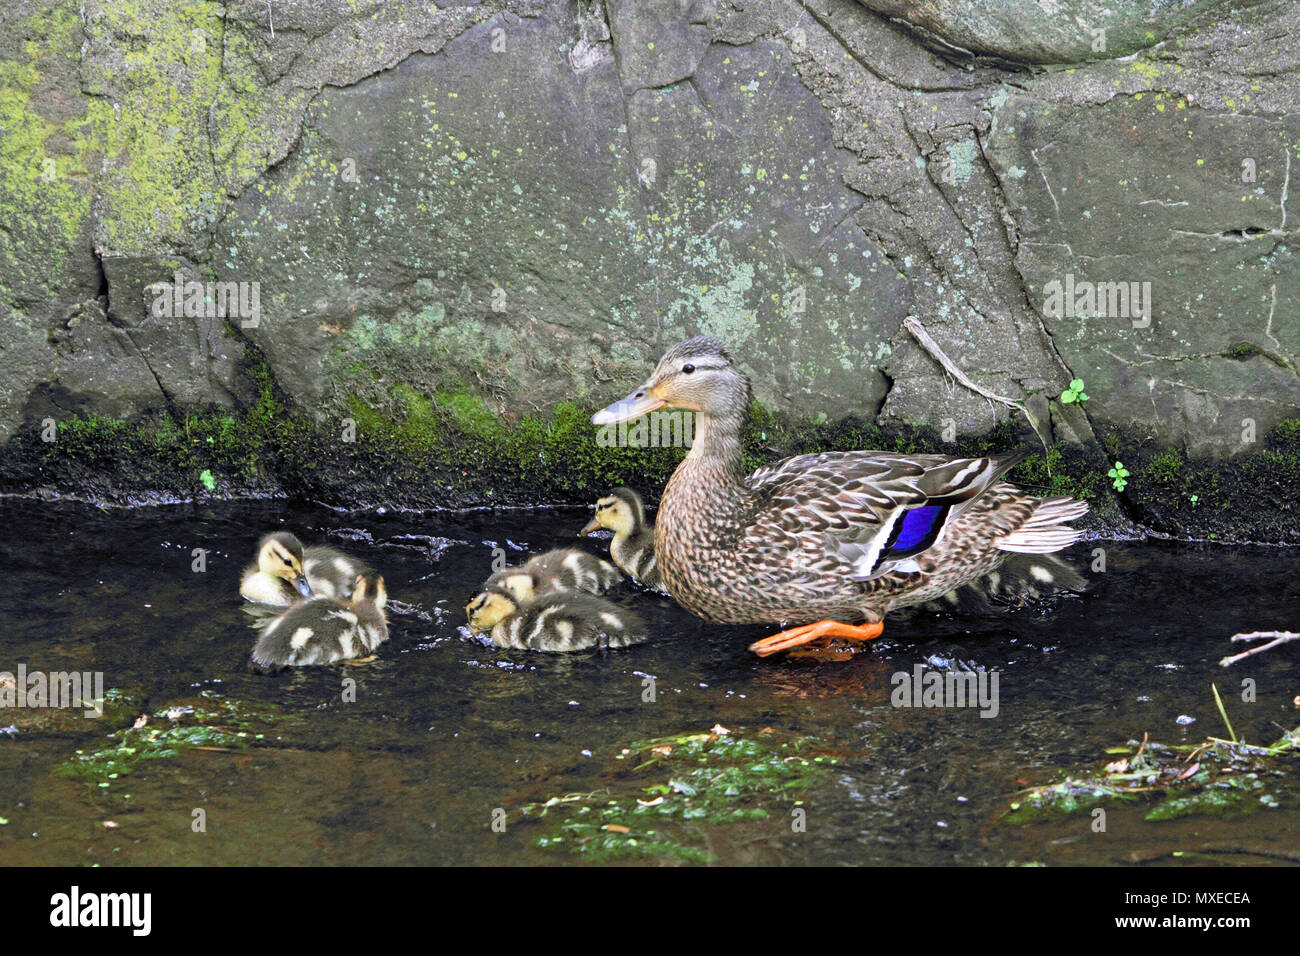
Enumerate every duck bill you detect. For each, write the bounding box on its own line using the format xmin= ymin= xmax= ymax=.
xmin=591 ymin=387 xmax=666 ymax=425
xmin=578 ymin=517 xmax=601 ymax=536
xmin=295 ymin=575 xmax=312 ymax=598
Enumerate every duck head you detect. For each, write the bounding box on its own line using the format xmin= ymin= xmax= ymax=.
xmin=255 ymin=532 xmax=311 ymax=597
xmin=351 ymin=573 xmax=387 ymax=611
xmin=591 ymin=336 xmax=751 ymax=425
xmin=465 ymin=584 xmax=518 ymax=631
xmin=579 ymin=487 xmax=646 ymax=537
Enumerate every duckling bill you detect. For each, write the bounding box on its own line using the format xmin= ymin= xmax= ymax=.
xmin=465 ymin=585 xmax=645 ymax=652
xmin=251 ymin=573 xmax=389 ymax=669
xmin=240 ymin=531 xmax=373 ymax=605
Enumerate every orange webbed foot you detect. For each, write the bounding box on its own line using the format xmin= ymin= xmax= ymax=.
xmin=748 ymin=620 xmax=884 ymax=659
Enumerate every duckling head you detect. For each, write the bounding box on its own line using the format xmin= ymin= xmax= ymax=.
xmin=480 ymin=568 xmax=538 ymax=603
xmin=465 ymin=585 xmax=518 ymax=631
xmin=351 ymin=573 xmax=387 ymax=610
xmin=580 ymin=487 xmax=644 ymax=537
xmin=256 ymin=532 xmax=311 ymax=597
xmin=591 ymin=336 xmax=750 ymax=425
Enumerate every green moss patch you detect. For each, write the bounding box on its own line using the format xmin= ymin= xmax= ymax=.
xmin=1002 ymin=724 xmax=1300 ymax=826
xmin=56 ymin=692 xmax=295 ymax=791
xmin=1119 ymin=419 xmax=1300 ymax=543
xmin=517 ymin=727 xmax=839 ymax=863
xmin=3 ymin=340 xmax=1295 ymax=545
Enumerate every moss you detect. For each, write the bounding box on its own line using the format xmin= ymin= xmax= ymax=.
xmin=3 ymin=344 xmax=1296 ymax=544
xmin=1274 ymin=418 xmax=1300 ymax=444
xmin=1144 ymin=449 xmax=1184 ymax=488
xmin=1004 ymin=724 xmax=1299 ymax=826
xmin=0 ymin=2 xmax=95 ymax=293
xmin=1007 ymin=442 xmax=1106 ymax=503
xmin=56 ymin=692 xmax=292 ymax=789
xmin=0 ymin=0 xmax=302 ymax=281
xmin=1144 ymin=776 xmax=1265 ymax=821
xmin=518 ymin=727 xmax=839 ymax=863
xmin=1118 ymin=419 xmax=1300 ymax=542
xmin=0 ymin=344 xmax=299 ymax=497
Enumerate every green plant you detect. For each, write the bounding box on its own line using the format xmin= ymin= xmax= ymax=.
xmin=1108 ymin=461 xmax=1130 ymax=492
xmin=1144 ymin=449 xmax=1184 ymax=487
xmin=198 ymin=468 xmax=216 ymax=491
xmin=1059 ymin=378 xmax=1089 ymax=404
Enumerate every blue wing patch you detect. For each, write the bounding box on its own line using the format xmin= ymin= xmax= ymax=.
xmin=881 ymin=504 xmax=950 ymax=560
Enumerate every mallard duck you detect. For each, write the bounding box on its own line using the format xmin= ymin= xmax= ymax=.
xmin=239 ymin=532 xmax=373 ymax=605
xmin=591 ymin=336 xmax=1088 ymax=658
xmin=250 ymin=573 xmax=389 ymax=668
xmin=471 ymin=548 xmax=621 ymax=607
xmin=465 ymin=585 xmax=646 ymax=652
xmin=579 ymin=488 xmax=665 ymax=593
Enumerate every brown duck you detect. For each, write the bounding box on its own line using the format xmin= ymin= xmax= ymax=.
xmin=592 ymin=336 xmax=1087 ymax=658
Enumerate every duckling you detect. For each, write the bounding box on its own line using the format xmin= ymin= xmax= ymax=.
xmin=473 ymin=548 xmax=621 ymax=606
xmin=251 ymin=573 xmax=389 ymax=668
xmin=239 ymin=531 xmax=373 ymax=605
xmin=579 ymin=487 xmax=665 ymax=593
xmin=465 ymin=585 xmax=645 ymax=652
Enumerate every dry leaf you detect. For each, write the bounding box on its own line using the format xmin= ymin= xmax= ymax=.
xmin=132 ymin=715 xmax=148 ymax=729
xmin=603 ymin=824 xmax=630 ymax=833
xmin=710 ymin=724 xmax=730 ymax=736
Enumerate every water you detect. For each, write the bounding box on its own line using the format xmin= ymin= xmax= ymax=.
xmin=0 ymin=497 xmax=1296 ymax=866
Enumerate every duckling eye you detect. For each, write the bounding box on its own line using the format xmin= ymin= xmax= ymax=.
xmin=682 ymin=364 xmax=695 ymax=374
xmin=282 ymin=557 xmax=293 ymax=567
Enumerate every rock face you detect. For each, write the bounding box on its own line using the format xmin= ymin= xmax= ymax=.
xmin=1 ymin=0 xmax=1297 ymax=491
xmin=855 ymin=0 xmax=1235 ymax=63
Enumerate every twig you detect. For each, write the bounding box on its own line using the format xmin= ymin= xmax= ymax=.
xmin=1210 ymin=683 xmax=1237 ymax=744
xmin=903 ymin=315 xmax=1050 ymax=454
xmin=1219 ymin=630 xmax=1300 ymax=667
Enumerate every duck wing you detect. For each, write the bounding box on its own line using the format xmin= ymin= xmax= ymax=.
xmin=737 ymin=451 xmax=1029 ymax=581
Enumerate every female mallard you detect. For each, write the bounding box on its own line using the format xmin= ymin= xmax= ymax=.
xmin=578 ymin=488 xmax=666 ymax=593
xmin=592 ymin=336 xmax=1087 ymax=658
xmin=239 ymin=532 xmax=373 ymax=606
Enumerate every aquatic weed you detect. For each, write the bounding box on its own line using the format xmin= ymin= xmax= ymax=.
xmin=519 ymin=727 xmax=840 ymax=863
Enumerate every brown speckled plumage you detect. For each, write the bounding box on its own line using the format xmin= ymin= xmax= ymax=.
xmin=598 ymin=336 xmax=1088 ymax=628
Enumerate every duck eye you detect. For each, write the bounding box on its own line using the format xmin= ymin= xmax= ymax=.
xmin=282 ymin=557 xmax=293 ymax=566
xmin=682 ymin=364 xmax=695 ymax=374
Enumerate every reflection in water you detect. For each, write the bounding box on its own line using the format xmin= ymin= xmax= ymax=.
xmin=0 ymin=497 xmax=1295 ymax=865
